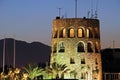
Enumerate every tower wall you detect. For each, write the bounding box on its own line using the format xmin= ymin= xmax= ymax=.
xmin=50 ymin=18 xmax=102 ymax=80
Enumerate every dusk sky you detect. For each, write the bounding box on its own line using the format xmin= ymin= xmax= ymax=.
xmin=0 ymin=0 xmax=120 ymax=49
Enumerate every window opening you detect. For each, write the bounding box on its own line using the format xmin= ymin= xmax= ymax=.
xmin=59 ymin=42 xmax=65 ymax=53
xmin=88 ymin=43 xmax=93 ymax=52
xmin=77 ymin=42 xmax=85 ymax=52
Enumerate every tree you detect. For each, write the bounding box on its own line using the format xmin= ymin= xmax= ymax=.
xmin=22 ymin=64 xmax=44 ymax=80
xmin=46 ymin=62 xmax=70 ymax=79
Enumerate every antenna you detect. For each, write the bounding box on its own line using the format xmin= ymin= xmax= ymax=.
xmin=95 ymin=0 xmax=98 ymax=18
xmin=94 ymin=10 xmax=98 ymax=19
xmin=58 ymin=8 xmax=62 ymax=17
xmin=91 ymin=0 xmax=94 ymax=18
xmin=75 ymin=0 xmax=77 ymax=18
xmin=113 ymin=40 xmax=115 ymax=48
xmin=87 ymin=11 xmax=90 ymax=18
xmin=65 ymin=11 xmax=67 ymax=18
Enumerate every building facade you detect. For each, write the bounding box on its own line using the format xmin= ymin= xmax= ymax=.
xmin=101 ymin=48 xmax=120 ymax=80
xmin=50 ymin=17 xmax=102 ymax=80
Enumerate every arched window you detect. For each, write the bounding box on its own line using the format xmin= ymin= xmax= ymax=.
xmin=86 ymin=29 xmax=89 ymax=38
xmin=68 ymin=28 xmax=75 ymax=38
xmin=53 ymin=43 xmax=57 ymax=53
xmin=94 ymin=30 xmax=98 ymax=38
xmin=87 ymin=42 xmax=93 ymax=52
xmin=87 ymin=28 xmax=93 ymax=38
xmin=95 ymin=42 xmax=99 ymax=53
xmin=77 ymin=42 xmax=85 ymax=52
xmin=81 ymin=58 xmax=85 ymax=64
xmin=63 ymin=28 xmax=66 ymax=37
xmin=59 ymin=42 xmax=65 ymax=53
xmin=95 ymin=58 xmax=98 ymax=65
xmin=59 ymin=28 xmax=66 ymax=38
xmin=78 ymin=28 xmax=84 ymax=38
xmin=94 ymin=29 xmax=99 ymax=38
xmin=70 ymin=57 xmax=75 ymax=64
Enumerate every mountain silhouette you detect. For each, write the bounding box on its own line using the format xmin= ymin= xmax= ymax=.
xmin=0 ymin=38 xmax=51 ymax=68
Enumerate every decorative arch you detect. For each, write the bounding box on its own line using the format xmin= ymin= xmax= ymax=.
xmin=77 ymin=42 xmax=85 ymax=52
xmin=59 ymin=28 xmax=66 ymax=38
xmin=58 ymin=42 xmax=65 ymax=53
xmin=87 ymin=42 xmax=93 ymax=52
xmin=87 ymin=28 xmax=93 ymax=38
xmin=78 ymin=28 xmax=84 ymax=38
xmin=68 ymin=28 xmax=75 ymax=38
xmin=53 ymin=43 xmax=57 ymax=53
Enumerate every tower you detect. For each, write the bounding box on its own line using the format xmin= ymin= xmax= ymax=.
xmin=50 ymin=17 xmax=102 ymax=80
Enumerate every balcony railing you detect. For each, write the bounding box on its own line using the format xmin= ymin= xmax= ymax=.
xmin=103 ymin=72 xmax=120 ymax=80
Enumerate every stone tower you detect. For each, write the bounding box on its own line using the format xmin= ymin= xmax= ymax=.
xmin=50 ymin=17 xmax=102 ymax=80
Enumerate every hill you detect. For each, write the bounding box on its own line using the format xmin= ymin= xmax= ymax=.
xmin=0 ymin=38 xmax=51 ymax=68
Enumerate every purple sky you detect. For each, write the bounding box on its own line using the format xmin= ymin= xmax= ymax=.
xmin=0 ymin=0 xmax=120 ymax=49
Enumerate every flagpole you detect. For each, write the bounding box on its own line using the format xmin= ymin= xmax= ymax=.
xmin=13 ymin=35 xmax=16 ymax=68
xmin=2 ymin=35 xmax=6 ymax=72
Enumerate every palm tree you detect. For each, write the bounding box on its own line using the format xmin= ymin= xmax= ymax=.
xmin=22 ymin=64 xmax=44 ymax=80
xmin=46 ymin=62 xmax=70 ymax=79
